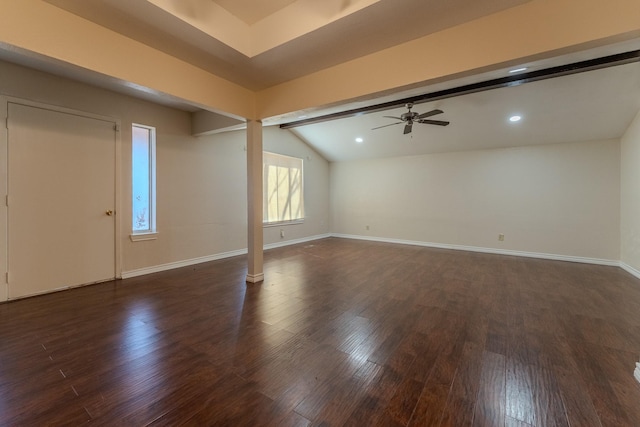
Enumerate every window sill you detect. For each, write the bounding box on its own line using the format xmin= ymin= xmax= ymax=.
xmin=130 ymin=232 xmax=159 ymax=242
xmin=263 ymin=219 xmax=304 ymax=228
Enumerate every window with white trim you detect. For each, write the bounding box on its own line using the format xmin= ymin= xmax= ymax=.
xmin=132 ymin=124 xmax=156 ymax=234
xmin=263 ymin=152 xmax=304 ymax=224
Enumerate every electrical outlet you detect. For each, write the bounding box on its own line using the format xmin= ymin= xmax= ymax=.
xmin=498 ymin=233 xmax=505 ymax=241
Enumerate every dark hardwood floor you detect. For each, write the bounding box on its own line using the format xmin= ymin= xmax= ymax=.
xmin=1 ymin=237 xmax=640 ymax=426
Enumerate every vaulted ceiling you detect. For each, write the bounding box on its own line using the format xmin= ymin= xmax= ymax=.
xmin=291 ymin=58 xmax=640 ymax=161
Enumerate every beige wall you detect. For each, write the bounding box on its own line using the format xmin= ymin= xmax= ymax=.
xmin=196 ymin=126 xmax=331 ymax=253
xmin=262 ymin=127 xmax=331 ymax=244
xmin=131 ymin=125 xmax=330 ymax=273
xmin=0 ymin=60 xmax=329 ymax=279
xmin=621 ymin=110 xmax=640 ymax=271
xmin=330 ymin=139 xmax=621 ymax=261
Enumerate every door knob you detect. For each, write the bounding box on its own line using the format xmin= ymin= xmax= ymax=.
xmin=106 ymin=210 xmax=114 ymax=216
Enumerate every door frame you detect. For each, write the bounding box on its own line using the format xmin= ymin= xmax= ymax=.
xmin=0 ymin=96 xmax=122 ymax=301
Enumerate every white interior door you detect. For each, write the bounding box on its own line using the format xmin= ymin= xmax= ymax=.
xmin=7 ymin=102 xmax=116 ymax=299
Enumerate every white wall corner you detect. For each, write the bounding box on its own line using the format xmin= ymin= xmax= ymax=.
xmin=635 ymin=362 xmax=640 ymax=384
xmin=620 ymin=262 xmax=640 ymax=280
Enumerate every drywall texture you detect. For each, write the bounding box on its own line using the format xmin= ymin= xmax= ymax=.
xmin=330 ymin=139 xmax=621 ymax=260
xmin=0 ymin=60 xmax=329 ymax=277
xmin=621 ymin=109 xmax=640 ymax=271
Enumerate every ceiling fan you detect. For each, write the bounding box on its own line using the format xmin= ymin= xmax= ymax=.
xmin=372 ymin=103 xmax=450 ymax=134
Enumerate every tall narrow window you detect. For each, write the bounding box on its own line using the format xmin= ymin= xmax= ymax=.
xmin=263 ymin=152 xmax=304 ymax=224
xmin=132 ymin=124 xmax=156 ymax=234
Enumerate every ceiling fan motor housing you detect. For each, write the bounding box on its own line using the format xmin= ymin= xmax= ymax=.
xmin=401 ymin=111 xmax=419 ymax=122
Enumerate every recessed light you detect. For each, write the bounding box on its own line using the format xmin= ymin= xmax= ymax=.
xmin=355 ymin=137 xmax=364 ymax=143
xmin=509 ymin=67 xmax=528 ymax=74
xmin=509 ymin=115 xmax=522 ymax=122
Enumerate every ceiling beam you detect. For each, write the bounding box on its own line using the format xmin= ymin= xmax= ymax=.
xmin=280 ymin=49 xmax=640 ymax=129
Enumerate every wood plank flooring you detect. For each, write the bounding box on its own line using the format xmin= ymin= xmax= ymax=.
xmin=1 ymin=237 xmax=640 ymax=426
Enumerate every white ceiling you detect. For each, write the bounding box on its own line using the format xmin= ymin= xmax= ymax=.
xmin=290 ymin=61 xmax=640 ymax=161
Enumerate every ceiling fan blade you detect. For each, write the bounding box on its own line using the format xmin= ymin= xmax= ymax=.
xmin=418 ymin=119 xmax=450 ymax=126
xmin=372 ymin=122 xmax=402 ymax=130
xmin=403 ymin=123 xmax=413 ymax=134
xmin=383 ymin=116 xmax=403 ymax=120
xmin=416 ymin=109 xmax=444 ymax=119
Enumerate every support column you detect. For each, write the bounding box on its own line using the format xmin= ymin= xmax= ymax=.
xmin=246 ymin=120 xmax=264 ymax=283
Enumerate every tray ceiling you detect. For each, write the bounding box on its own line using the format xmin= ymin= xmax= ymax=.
xmin=212 ymin=0 xmax=298 ymax=24
xmin=44 ymin=0 xmax=530 ymax=90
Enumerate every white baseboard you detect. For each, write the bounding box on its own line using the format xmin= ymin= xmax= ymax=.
xmin=121 ymin=233 xmax=331 ymax=279
xmin=122 ymin=232 xmax=631 ymax=279
xmin=246 ymin=273 xmax=265 ymax=283
xmin=264 ymin=233 xmax=331 ymax=251
xmin=121 ymin=249 xmax=248 ymax=279
xmin=635 ymin=363 xmax=640 ymax=384
xmin=330 ymin=233 xmax=619 ymax=267
xmin=620 ymin=262 xmax=640 ymax=280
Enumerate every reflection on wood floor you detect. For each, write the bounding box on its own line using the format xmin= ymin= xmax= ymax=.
xmin=1 ymin=237 xmax=639 ymax=426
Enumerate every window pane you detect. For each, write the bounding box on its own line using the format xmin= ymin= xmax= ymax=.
xmin=263 ymin=152 xmax=304 ymax=224
xmin=132 ymin=126 xmax=151 ymax=232
xmin=290 ymin=168 xmax=302 ymax=219
xmin=277 ymin=166 xmax=291 ymax=221
xmin=266 ymin=165 xmax=279 ymax=222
